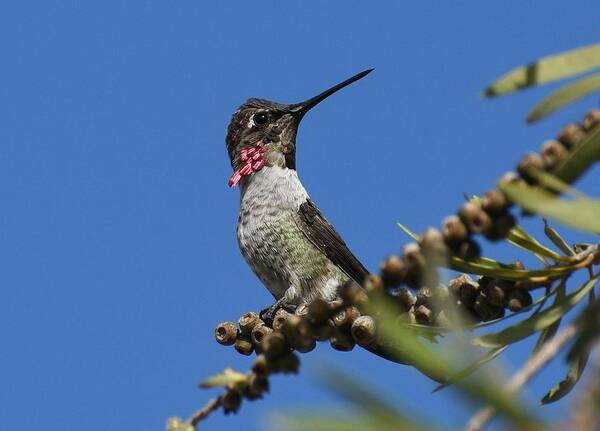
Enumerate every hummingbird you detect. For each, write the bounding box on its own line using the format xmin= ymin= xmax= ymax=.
xmin=225 ymin=70 xmax=373 ymax=319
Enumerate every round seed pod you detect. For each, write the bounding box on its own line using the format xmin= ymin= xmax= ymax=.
xmin=540 ymin=140 xmax=568 ymax=171
xmin=251 ymin=323 xmax=273 ymax=346
xmin=459 ymin=279 xmax=479 ymax=308
xmin=238 ymin=312 xmax=261 ymax=336
xmin=414 ymin=305 xmax=433 ymax=325
xmin=419 ymin=227 xmax=448 ymax=265
xmin=278 ymin=314 xmax=301 ymax=340
xmin=332 ymin=306 xmax=361 ymax=330
xmin=363 ymin=273 xmax=385 ymax=296
xmin=453 ymin=239 xmax=481 ymax=260
xmin=262 ymin=332 xmax=288 ymax=359
xmin=350 ymin=315 xmax=377 ymax=346
xmin=459 ymin=202 xmax=493 ymax=235
xmin=485 ymin=211 xmax=516 ymax=241
xmin=273 ymin=309 xmax=293 ymax=333
xmin=416 ymin=287 xmax=434 ymax=306
xmin=557 ymin=123 xmax=586 ymax=149
xmin=339 ymin=281 xmax=369 ymax=308
xmin=252 ymin=354 xmax=268 ymax=375
xmin=379 ymin=255 xmax=406 ymax=288
xmin=447 ymin=274 xmax=472 ymax=298
xmin=392 ymin=287 xmax=416 ymax=310
xmin=247 ymin=372 xmax=269 ymax=398
xmin=222 ymin=390 xmax=242 ymax=414
xmin=293 ymin=337 xmax=316 ymax=353
xmin=330 ymin=329 xmax=356 ymax=351
xmin=442 ymin=215 xmax=469 ymax=246
xmin=582 ymin=109 xmax=600 ymax=131
xmin=507 ymin=289 xmax=533 ymax=312
xmin=288 ymin=318 xmax=314 ymax=348
xmin=403 ymin=242 xmax=425 ymax=283
xmin=308 ymin=298 xmax=330 ymax=324
xmin=313 ymin=320 xmax=335 ymax=341
xmin=273 ymin=352 xmax=300 ymax=374
xmin=215 ymin=321 xmax=238 ymax=346
xmin=481 ymin=189 xmax=510 ymax=215
xmin=497 ymin=171 xmax=520 ymax=188
xmin=473 ymin=294 xmax=503 ymax=322
xmin=482 ymin=280 xmax=511 ymax=307
xmin=234 ymin=338 xmax=254 ymax=356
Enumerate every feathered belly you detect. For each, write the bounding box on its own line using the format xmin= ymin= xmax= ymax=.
xmin=237 ymin=209 xmax=344 ymax=303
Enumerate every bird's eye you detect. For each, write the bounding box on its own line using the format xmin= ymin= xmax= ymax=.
xmin=253 ymin=112 xmax=269 ymax=125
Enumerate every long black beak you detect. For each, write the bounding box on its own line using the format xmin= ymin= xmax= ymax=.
xmin=291 ymin=68 xmax=374 ymax=117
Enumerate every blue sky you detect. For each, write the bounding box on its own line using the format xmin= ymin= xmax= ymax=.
xmin=2 ymin=2 xmax=599 ymax=430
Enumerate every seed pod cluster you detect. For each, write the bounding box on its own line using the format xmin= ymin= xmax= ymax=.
xmin=517 ymin=109 xmax=599 ymax=186
xmin=444 ymin=273 xmax=533 ymax=323
xmin=374 ymin=109 xmax=599 ymax=316
xmin=214 ymin=291 xmax=380 ymax=362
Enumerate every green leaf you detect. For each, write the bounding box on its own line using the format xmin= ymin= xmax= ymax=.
xmin=523 ymin=167 xmax=587 ymax=198
xmin=397 ymin=223 xmax=420 ymax=241
xmin=474 ymin=277 xmax=598 ymax=348
xmin=450 ymin=255 xmax=580 ymax=280
xmin=527 ymin=73 xmax=600 ymax=123
xmin=199 ymin=368 xmax=247 ymax=388
xmin=500 ymin=180 xmax=600 ymax=234
xmin=506 ymin=226 xmax=565 ymax=262
xmin=433 ymin=346 xmax=508 ymax=392
xmin=483 ymin=42 xmax=600 ymax=97
xmin=554 ymin=122 xmax=600 ymax=185
xmin=540 ymin=342 xmax=590 ymax=404
xmin=543 ymin=221 xmax=575 ymax=256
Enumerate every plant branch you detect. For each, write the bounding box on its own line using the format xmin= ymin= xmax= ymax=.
xmin=188 ymin=397 xmax=222 ymax=427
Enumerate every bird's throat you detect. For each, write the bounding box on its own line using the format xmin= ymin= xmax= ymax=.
xmin=228 ymin=142 xmax=267 ymax=187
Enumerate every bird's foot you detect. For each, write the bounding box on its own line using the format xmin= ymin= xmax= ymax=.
xmin=260 ymin=299 xmax=297 ymax=324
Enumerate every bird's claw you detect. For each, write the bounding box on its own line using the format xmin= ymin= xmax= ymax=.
xmin=260 ymin=300 xmax=297 ymax=324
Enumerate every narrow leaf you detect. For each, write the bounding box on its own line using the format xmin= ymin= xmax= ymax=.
xmin=450 ymin=255 xmax=581 ymax=280
xmin=484 ymin=42 xmax=600 ymax=97
xmin=507 ymin=227 xmax=565 ymax=261
xmin=523 ymin=167 xmax=587 ymax=197
xmin=500 ymin=180 xmax=600 ymax=234
xmin=541 ymin=321 xmax=591 ymax=406
xmin=527 ymin=73 xmax=600 ymax=123
xmin=474 ymin=277 xmax=598 ymax=348
xmin=543 ymin=220 xmax=575 ymax=256
xmin=397 ymin=223 xmax=419 ymax=241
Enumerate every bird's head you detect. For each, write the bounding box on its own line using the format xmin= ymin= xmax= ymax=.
xmin=225 ymin=69 xmax=373 ymax=187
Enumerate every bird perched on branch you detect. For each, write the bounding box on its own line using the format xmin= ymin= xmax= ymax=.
xmin=225 ymin=70 xmax=373 ymax=320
